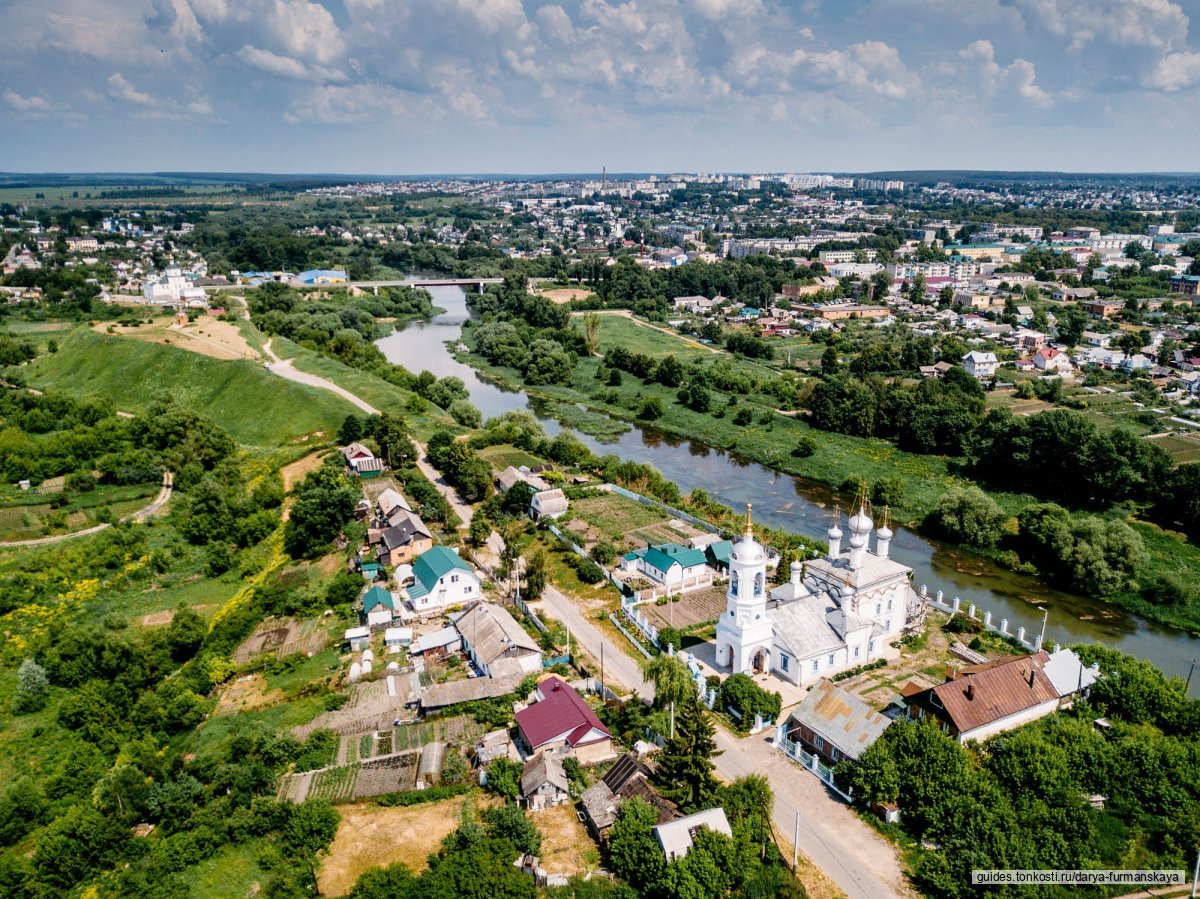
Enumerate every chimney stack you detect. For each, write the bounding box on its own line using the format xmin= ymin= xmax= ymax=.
xmin=965 ymin=683 xmax=974 ymax=701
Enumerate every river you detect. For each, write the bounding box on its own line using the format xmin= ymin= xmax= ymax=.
xmin=377 ymin=285 xmax=1200 ymax=690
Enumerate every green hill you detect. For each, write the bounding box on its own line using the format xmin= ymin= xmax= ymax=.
xmin=23 ymin=328 xmax=354 ymax=446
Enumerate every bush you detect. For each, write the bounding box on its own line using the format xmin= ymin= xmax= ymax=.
xmin=375 ymin=783 xmax=472 ymax=807
xmin=483 ymin=758 xmax=522 ymax=800
xmin=718 ymin=673 xmax=781 ymax=730
xmin=792 ymin=433 xmax=818 ymax=458
xmin=871 ymin=477 xmax=905 ymax=509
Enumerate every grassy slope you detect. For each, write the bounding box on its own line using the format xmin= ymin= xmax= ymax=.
xmin=271 ymin=337 xmax=457 ymax=442
xmin=23 ymin=328 xmax=354 ymax=447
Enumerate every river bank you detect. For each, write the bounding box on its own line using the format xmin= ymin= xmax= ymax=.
xmin=375 ymin=284 xmax=1200 ymax=687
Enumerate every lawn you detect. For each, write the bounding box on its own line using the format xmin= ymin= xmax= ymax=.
xmin=477 ymin=443 xmax=548 ymax=471
xmin=187 ymin=840 xmax=269 ymax=899
xmin=25 ymin=329 xmax=354 ymax=447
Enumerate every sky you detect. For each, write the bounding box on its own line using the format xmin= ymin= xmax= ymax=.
xmin=2 ymin=0 xmax=1200 ymax=175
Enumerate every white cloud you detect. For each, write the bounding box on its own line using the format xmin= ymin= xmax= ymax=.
xmin=3 ymin=89 xmax=55 ymax=112
xmin=1146 ymin=50 xmax=1200 ymax=90
xmin=1011 ymin=0 xmax=1188 ymax=51
xmin=107 ymin=73 xmax=158 ymax=107
xmin=953 ymin=39 xmax=1052 ymax=107
xmin=268 ymin=0 xmax=345 ymax=63
xmin=237 ymin=44 xmax=347 ymax=81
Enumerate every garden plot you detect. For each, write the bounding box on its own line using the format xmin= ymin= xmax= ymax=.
xmin=642 ymin=586 xmax=728 ymax=631
xmin=1146 ymin=431 xmax=1200 ymax=464
xmin=339 ymin=715 xmax=486 ymax=764
xmin=570 ymin=493 xmax=704 ymax=553
xmin=231 ymin=616 xmax=328 ymax=665
xmin=293 ymin=674 xmax=416 ymax=739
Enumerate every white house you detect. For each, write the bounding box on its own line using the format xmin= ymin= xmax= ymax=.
xmin=962 ymin=350 xmax=999 ymax=379
xmin=530 ymin=488 xmax=569 ymax=521
xmin=1032 ymin=346 xmax=1073 ymax=373
xmin=622 ymin=544 xmax=709 ymax=589
xmin=404 ymin=546 xmax=482 ymax=613
xmin=653 ymin=808 xmax=732 ymax=861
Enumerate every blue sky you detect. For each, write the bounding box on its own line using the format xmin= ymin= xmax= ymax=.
xmin=2 ymin=0 xmax=1199 ymax=174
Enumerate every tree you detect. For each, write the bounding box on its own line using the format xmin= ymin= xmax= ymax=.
xmin=483 ymin=803 xmax=542 ymax=856
xmin=523 ymin=339 xmax=575 ymax=386
xmin=644 ymin=653 xmax=693 ymax=738
xmin=13 ymin=658 xmax=49 ymax=714
xmin=929 ymin=486 xmax=1006 ymax=548
xmin=718 ymin=674 xmax=782 ymax=730
xmin=607 ymin=798 xmax=667 ymax=888
xmin=469 ymin=514 xmax=491 ymax=547
xmin=638 ymin=396 xmax=664 ymax=421
xmin=655 ymin=693 xmax=721 ymax=811
xmin=583 ymin=311 xmax=601 ymax=355
xmin=337 ymin=414 xmax=365 ymax=445
xmin=1117 ymin=329 xmax=1146 ymax=358
xmin=1055 ymin=305 xmax=1089 ymax=347
xmin=284 ymin=461 xmax=359 ymax=558
xmin=523 ymin=548 xmax=546 ymax=600
xmin=484 ymin=758 xmax=523 ymax=800
xmin=283 ymin=799 xmax=341 ymax=894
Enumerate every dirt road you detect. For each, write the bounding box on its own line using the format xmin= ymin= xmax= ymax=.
xmin=0 ymin=471 xmax=174 ymax=548
xmin=262 ymin=340 xmax=379 ymax=416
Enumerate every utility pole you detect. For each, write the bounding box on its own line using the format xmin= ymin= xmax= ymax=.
xmin=792 ymin=809 xmax=800 ymax=872
xmin=1191 ymin=845 xmax=1199 ymax=898
xmin=1186 ymin=658 xmax=1196 ymax=694
xmin=601 ymin=643 xmax=605 ymax=699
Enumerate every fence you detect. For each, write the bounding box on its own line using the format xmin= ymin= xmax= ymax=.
xmin=513 ymin=594 xmax=549 ymax=634
xmin=775 ymin=728 xmax=853 ymax=802
xmin=919 ymin=585 xmax=1050 ymax=654
xmin=608 ymin=612 xmax=653 ymax=660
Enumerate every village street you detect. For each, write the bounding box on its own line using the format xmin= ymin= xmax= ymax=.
xmin=537 ymin=585 xmax=912 ymax=899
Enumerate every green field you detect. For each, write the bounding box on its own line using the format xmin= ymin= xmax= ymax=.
xmin=0 ymin=481 xmax=160 ymax=540
xmin=477 ymin=443 xmax=548 ymax=470
xmin=23 ymin=329 xmax=355 ymax=447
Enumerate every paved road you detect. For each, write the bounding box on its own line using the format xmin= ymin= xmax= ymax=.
xmin=0 ymin=471 xmax=174 ymax=548
xmin=537 ymin=583 xmax=911 ymax=899
xmin=262 ymin=340 xmax=379 ymax=416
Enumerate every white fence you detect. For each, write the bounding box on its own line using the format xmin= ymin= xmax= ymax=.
xmin=774 ymin=726 xmax=853 ymax=801
xmin=919 ymin=585 xmax=1050 ymax=653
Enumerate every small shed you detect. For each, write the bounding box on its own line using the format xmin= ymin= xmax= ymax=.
xmin=530 ymin=488 xmax=569 ymax=521
xmin=345 ymin=626 xmax=371 ymax=652
xmin=384 ymin=626 xmax=413 ymax=652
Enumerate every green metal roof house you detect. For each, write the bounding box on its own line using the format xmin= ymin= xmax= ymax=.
xmin=406 ymin=546 xmax=481 ymax=613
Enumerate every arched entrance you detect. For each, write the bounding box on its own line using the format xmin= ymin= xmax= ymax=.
xmin=752 ymin=647 xmax=769 ymax=674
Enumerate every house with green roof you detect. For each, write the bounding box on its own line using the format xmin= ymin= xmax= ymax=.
xmin=405 ymin=546 xmax=481 ymax=613
xmin=624 ymin=542 xmax=711 ymax=590
xmin=362 ymin=585 xmax=398 ymax=628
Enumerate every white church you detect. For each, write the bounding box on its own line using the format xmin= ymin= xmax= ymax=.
xmin=714 ymin=503 xmax=925 ymax=686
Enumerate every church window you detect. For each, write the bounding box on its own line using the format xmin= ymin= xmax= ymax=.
xmin=827 ymin=654 xmax=835 ymax=668
xmin=868 ymin=639 xmax=875 ymax=653
xmin=875 ymin=602 xmax=881 ymax=615
xmin=753 ymin=572 xmax=764 ymax=596
xmin=887 ymin=599 xmax=893 ymax=611
xmin=731 ymin=571 xmax=739 ymax=594
xmin=811 ymin=659 xmax=819 ymax=673
xmin=853 ymin=645 xmax=860 ymax=659
xmin=885 ymin=619 xmax=891 ymax=631
xmin=780 ymin=655 xmax=790 ymax=671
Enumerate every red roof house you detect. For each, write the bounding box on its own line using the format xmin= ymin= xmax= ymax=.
xmin=516 ymin=676 xmax=615 ymax=764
